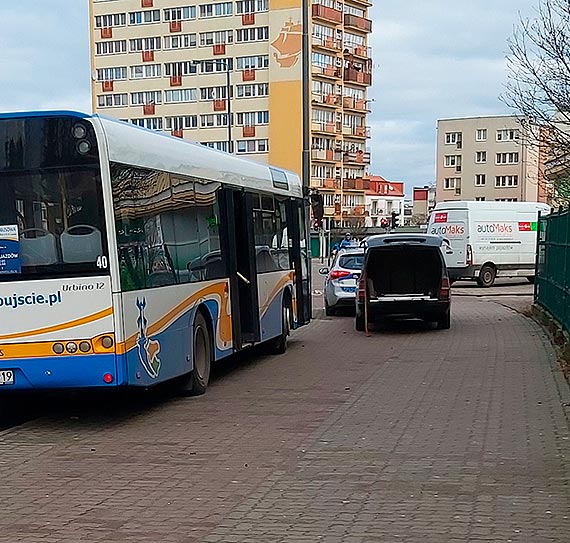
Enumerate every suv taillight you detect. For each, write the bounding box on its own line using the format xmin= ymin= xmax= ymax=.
xmin=439 ymin=277 xmax=450 ymax=300
xmin=466 ymin=244 xmax=473 ymax=266
xmin=358 ymin=274 xmax=367 ymax=301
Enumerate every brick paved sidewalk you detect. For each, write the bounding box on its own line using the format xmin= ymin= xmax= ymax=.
xmin=0 ymin=298 xmax=569 ymax=542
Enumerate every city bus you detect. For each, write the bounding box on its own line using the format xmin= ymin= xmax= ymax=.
xmin=0 ymin=111 xmax=310 ymax=394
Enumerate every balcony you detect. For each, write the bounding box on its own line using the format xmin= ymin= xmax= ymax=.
xmin=342 ymin=96 xmax=368 ymax=111
xmin=242 ymin=13 xmax=255 ymax=25
xmin=213 ymin=44 xmax=226 ymax=56
xmin=100 ymin=27 xmax=113 ymax=39
xmin=243 ymin=125 xmax=256 ymax=137
xmin=142 ymin=0 xmax=153 ymax=7
xmin=345 ymin=44 xmax=371 ymax=59
xmin=312 ymin=65 xmax=342 ymax=80
xmin=213 ymin=99 xmax=226 ymax=111
xmin=143 ymin=104 xmax=155 ymax=115
xmin=171 ymin=129 xmax=183 ymax=138
xmin=170 ymin=75 xmax=182 ymax=87
xmin=344 ymin=68 xmax=372 ymax=86
xmin=343 ymin=178 xmax=369 ymax=190
xmin=242 ymin=69 xmax=256 ymax=81
xmin=101 ymin=80 xmax=114 ymax=92
xmin=344 ymin=13 xmax=372 ymax=33
xmin=142 ymin=50 xmax=155 ymax=62
xmin=312 ymin=92 xmax=341 ymax=107
xmin=343 ymin=150 xmax=370 ymax=164
xmin=170 ymin=20 xmax=182 ymax=32
xmin=311 ymin=177 xmax=340 ymax=189
xmin=311 ymin=121 xmax=340 ymax=134
xmin=311 ymin=149 xmax=342 ymax=162
xmin=312 ymin=4 xmax=343 ymax=24
xmin=343 ymin=125 xmax=370 ymax=139
xmin=311 ymin=35 xmax=341 ymax=51
xmin=324 ymin=206 xmax=336 ymax=216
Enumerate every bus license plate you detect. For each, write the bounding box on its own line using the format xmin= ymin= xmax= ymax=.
xmin=0 ymin=370 xmax=14 ymax=385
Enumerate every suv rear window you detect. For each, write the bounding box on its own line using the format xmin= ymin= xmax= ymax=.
xmin=338 ymin=254 xmax=364 ymax=270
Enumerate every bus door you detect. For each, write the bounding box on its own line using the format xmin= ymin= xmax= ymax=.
xmin=220 ymin=189 xmax=261 ymax=349
xmin=287 ymin=199 xmax=311 ymax=325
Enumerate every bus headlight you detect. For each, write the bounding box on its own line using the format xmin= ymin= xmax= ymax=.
xmin=101 ymin=336 xmax=114 ymax=349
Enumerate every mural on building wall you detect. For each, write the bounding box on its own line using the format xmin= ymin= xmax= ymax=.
xmin=271 ymin=20 xmax=302 ymax=68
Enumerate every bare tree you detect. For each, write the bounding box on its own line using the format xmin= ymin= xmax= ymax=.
xmin=502 ymin=0 xmax=570 ymax=204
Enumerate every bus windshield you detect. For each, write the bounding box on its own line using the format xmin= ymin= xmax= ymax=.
xmin=0 ymin=116 xmax=108 ymax=281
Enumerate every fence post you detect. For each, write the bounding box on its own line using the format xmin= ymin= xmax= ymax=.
xmin=564 ymin=207 xmax=570 ymax=331
xmin=534 ymin=210 xmax=541 ymax=302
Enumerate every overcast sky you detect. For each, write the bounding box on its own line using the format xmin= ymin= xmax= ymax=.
xmin=0 ymin=1 xmax=538 ymax=195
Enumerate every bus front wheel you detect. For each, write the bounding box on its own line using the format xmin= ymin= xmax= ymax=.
xmin=268 ymin=298 xmax=291 ymax=355
xmin=183 ymin=312 xmax=211 ymax=396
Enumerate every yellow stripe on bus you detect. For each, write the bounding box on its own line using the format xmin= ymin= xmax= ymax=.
xmin=0 ymin=307 xmax=114 ymax=342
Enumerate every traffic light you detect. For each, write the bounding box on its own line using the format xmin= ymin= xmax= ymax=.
xmin=391 ymin=211 xmax=400 ymax=229
xmin=310 ymin=191 xmax=324 ymax=230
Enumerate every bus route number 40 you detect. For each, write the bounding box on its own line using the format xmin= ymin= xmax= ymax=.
xmin=96 ymin=255 xmax=109 ymax=269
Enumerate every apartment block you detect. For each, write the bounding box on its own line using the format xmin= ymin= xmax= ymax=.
xmin=89 ymin=0 xmax=373 ymax=228
xmin=436 ymin=115 xmax=549 ymax=204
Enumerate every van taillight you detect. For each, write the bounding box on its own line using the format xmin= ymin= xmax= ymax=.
xmin=358 ymin=274 xmax=367 ymax=301
xmin=466 ymin=244 xmax=473 ymax=266
xmin=439 ymin=277 xmax=450 ymax=300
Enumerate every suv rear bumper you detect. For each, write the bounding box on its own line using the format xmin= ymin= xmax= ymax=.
xmin=356 ymin=299 xmax=449 ymax=321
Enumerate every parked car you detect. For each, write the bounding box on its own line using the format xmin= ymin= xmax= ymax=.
xmin=355 ymin=234 xmax=451 ymax=330
xmin=319 ymin=249 xmax=365 ymax=315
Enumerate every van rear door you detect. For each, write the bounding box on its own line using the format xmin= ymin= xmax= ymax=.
xmin=428 ymin=210 xmax=468 ymax=267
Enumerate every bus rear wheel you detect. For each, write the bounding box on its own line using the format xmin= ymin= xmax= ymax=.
xmin=182 ymin=312 xmax=211 ymax=396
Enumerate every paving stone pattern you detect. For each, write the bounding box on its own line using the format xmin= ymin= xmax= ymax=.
xmin=0 ymin=298 xmax=569 ymax=542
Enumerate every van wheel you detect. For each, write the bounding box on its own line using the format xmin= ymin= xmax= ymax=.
xmin=436 ymin=311 xmax=451 ymax=330
xmin=355 ymin=313 xmax=365 ymax=332
xmin=477 ymin=265 xmax=496 ymax=287
xmin=268 ymin=299 xmax=291 ymax=354
xmin=182 ymin=312 xmax=211 ymax=396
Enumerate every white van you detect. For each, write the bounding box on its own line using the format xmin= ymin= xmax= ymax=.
xmin=427 ymin=201 xmax=550 ymax=287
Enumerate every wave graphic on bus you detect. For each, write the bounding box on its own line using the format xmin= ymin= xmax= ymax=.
xmin=136 ymin=297 xmax=162 ymax=379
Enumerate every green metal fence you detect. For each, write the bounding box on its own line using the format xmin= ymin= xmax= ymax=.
xmin=536 ymin=207 xmax=570 ymax=332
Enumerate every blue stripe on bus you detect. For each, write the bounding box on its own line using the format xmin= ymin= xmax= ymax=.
xmin=1 ymin=354 xmax=119 ymax=390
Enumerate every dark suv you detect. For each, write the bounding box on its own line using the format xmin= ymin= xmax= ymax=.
xmin=356 ymin=234 xmax=451 ymax=331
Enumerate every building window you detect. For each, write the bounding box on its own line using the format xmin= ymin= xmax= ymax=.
xmin=131 ymin=117 xmax=163 ymax=130
xmin=475 ymin=174 xmax=486 ymax=186
xmin=311 ymin=52 xmax=335 ymax=68
xmin=443 ymin=178 xmax=460 ymax=190
xmin=130 ymin=64 xmax=162 ymax=79
xmin=97 ymin=93 xmax=128 ymax=108
xmin=444 ymin=155 xmax=461 ymax=167
xmin=164 ymin=34 xmax=197 ymax=49
xmin=131 ymin=90 xmax=162 ymax=105
xmin=444 ymin=132 xmax=461 ymax=144
xmin=197 ymin=59 xmax=233 ymax=73
xmin=236 ymin=111 xmax=269 ymax=126
xmin=475 ymin=197 xmax=486 ymax=201
xmin=236 ymin=27 xmax=269 ymax=42
xmin=495 ymin=175 xmax=519 ymax=187
xmin=200 ymin=114 xmax=229 ymax=127
xmin=496 ymin=152 xmax=519 ymax=165
xmin=166 ymin=116 xmax=198 ymax=130
xmin=199 ymin=2 xmax=233 ymax=18
xmin=163 ymin=6 xmax=196 ymax=20
xmin=236 ymin=0 xmax=268 ymax=13
xmin=129 ymin=37 xmax=161 ymax=52
xmin=200 ymin=86 xmax=229 ymax=100
xmin=475 ymin=151 xmax=487 ymax=164
xmin=236 ymin=83 xmax=269 ymax=98
xmin=128 ymin=10 xmax=160 ymax=25
xmin=476 ymin=128 xmax=487 ymax=141
xmin=95 ymin=13 xmax=126 ymax=28
xmin=165 ymin=88 xmax=198 ymax=103
xmin=199 ymin=30 xmax=233 ymax=46
xmin=236 ymin=55 xmax=269 ymax=70
xmin=95 ymin=40 xmax=127 ymax=55
xmin=496 ymin=128 xmax=519 ymax=141
xmin=236 ymin=139 xmax=269 ymax=154
xmin=201 ymin=141 xmax=229 ymax=152
xmin=96 ymin=67 xmax=127 ymax=81
xmin=164 ymin=61 xmax=198 ymax=76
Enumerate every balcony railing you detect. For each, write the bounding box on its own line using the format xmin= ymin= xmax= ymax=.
xmin=342 ymin=96 xmax=368 ymax=111
xmin=312 ymin=65 xmax=342 ymax=79
xmin=311 ymin=149 xmax=342 ymax=162
xmin=170 ymin=20 xmax=182 ymax=32
xmin=312 ymin=92 xmax=341 ymax=107
xmin=346 ymin=45 xmax=371 ymax=58
xmin=344 ymin=68 xmax=372 ymax=85
xmin=100 ymin=27 xmax=113 ymax=39
xmin=343 ymin=177 xmax=370 ymax=190
xmin=344 ymin=13 xmax=372 ymax=32
xmin=213 ymin=99 xmax=226 ymax=111
xmin=343 ymin=150 xmax=371 ymax=164
xmin=102 ymin=80 xmax=114 ymax=92
xmin=312 ymin=4 xmax=343 ymax=24
xmin=311 ymin=121 xmax=340 ymax=134
xmin=311 ymin=35 xmax=341 ymax=51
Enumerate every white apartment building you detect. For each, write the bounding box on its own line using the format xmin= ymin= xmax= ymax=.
xmin=436 ymin=115 xmax=549 ymax=204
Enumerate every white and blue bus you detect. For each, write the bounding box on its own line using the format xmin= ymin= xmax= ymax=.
xmin=0 ymin=111 xmax=310 ymax=394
